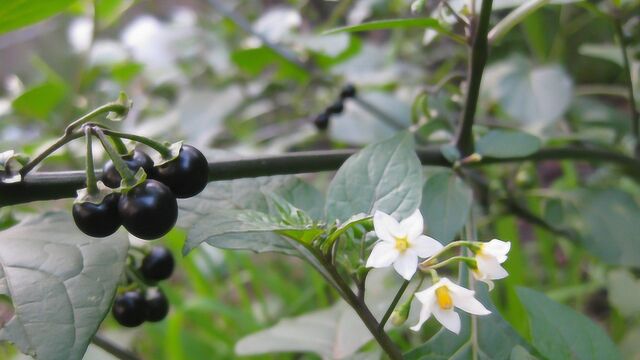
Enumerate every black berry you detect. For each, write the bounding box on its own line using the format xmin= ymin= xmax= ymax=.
xmin=144 ymin=288 xmax=170 ymax=322
xmin=118 ymin=180 xmax=178 ymax=240
xmin=112 ymin=291 xmax=146 ymax=327
xmin=102 ymin=150 xmax=155 ymax=188
xmin=72 ymin=193 xmax=121 ymax=237
xmin=327 ymin=101 xmax=344 ymax=115
xmin=154 ymin=145 xmax=208 ymax=198
xmin=313 ymin=113 xmax=330 ymax=131
xmin=140 ymin=246 xmax=175 ymax=281
xmin=339 ymin=84 xmax=357 ymax=99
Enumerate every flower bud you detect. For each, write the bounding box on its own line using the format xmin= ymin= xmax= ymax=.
xmin=391 ymin=300 xmax=412 ymax=326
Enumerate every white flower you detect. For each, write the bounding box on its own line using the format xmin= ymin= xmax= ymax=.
xmin=472 ymin=239 xmax=511 ymax=290
xmin=410 ymin=278 xmax=491 ymax=334
xmin=365 ymin=209 xmax=443 ymax=280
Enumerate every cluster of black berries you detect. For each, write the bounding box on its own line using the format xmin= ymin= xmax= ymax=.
xmin=313 ymin=84 xmax=357 ymax=131
xmin=72 ymin=144 xmax=208 ymax=240
xmin=112 ymin=246 xmax=174 ymax=327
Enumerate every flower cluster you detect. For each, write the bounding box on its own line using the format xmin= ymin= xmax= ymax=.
xmin=366 ymin=209 xmax=511 ymax=334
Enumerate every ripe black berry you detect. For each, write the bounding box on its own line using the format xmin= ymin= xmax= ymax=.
xmin=154 ymin=145 xmax=208 ymax=198
xmin=144 ymin=288 xmax=170 ymax=322
xmin=313 ymin=113 xmax=330 ymax=131
xmin=140 ymin=246 xmax=175 ymax=281
xmin=72 ymin=193 xmax=121 ymax=237
xmin=102 ymin=150 xmax=155 ymax=188
xmin=112 ymin=291 xmax=146 ymax=327
xmin=118 ymin=180 xmax=178 ymax=240
xmin=339 ymin=84 xmax=357 ymax=99
xmin=327 ymin=101 xmax=344 ymax=115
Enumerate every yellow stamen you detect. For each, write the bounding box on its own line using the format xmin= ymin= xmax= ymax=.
xmin=435 ymin=286 xmax=453 ymax=310
xmin=395 ymin=236 xmax=409 ymax=252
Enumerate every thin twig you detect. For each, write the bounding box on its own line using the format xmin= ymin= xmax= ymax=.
xmin=91 ymin=334 xmax=141 ymax=360
xmin=455 ymin=0 xmax=493 ymax=156
xmin=613 ymin=18 xmax=640 ymax=157
xmin=207 ymin=0 xmax=310 ymax=73
xmin=378 ymin=279 xmax=410 ymax=330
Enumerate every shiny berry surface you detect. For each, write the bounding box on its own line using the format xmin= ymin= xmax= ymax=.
xmin=339 ymin=84 xmax=357 ymax=99
xmin=327 ymin=101 xmax=344 ymax=114
xmin=140 ymin=246 xmax=175 ymax=281
xmin=118 ymin=180 xmax=178 ymax=240
xmin=144 ymin=288 xmax=170 ymax=322
xmin=102 ymin=150 xmax=155 ymax=188
xmin=313 ymin=113 xmax=330 ymax=130
xmin=154 ymin=145 xmax=208 ymax=198
xmin=112 ymin=291 xmax=146 ymax=327
xmin=72 ymin=193 xmax=121 ymax=237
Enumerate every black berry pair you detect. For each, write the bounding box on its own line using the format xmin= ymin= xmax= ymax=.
xmin=112 ymin=247 xmax=174 ymax=327
xmin=313 ymin=84 xmax=357 ymax=131
xmin=73 ymin=144 xmax=208 ymax=240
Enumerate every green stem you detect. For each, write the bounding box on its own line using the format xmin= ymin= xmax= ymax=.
xmin=91 ymin=334 xmax=140 ymax=360
xmin=613 ymin=18 xmax=640 ymax=157
xmin=111 ymin=136 xmax=129 ymax=155
xmin=83 ymin=127 xmax=98 ymax=195
xmin=18 ymin=131 xmax=85 ymax=177
xmin=427 ymin=256 xmax=475 ymax=270
xmin=455 ymin=0 xmax=494 ymax=156
xmin=378 ymin=279 xmax=410 ymax=330
xmin=419 ymin=240 xmax=475 ymax=267
xmin=64 ymin=103 xmax=128 ymax=136
xmin=100 ymin=128 xmax=172 ymax=159
xmin=488 ymin=0 xmax=550 ymax=44
xmin=308 ymin=247 xmax=403 ymax=359
xmin=92 ymin=127 xmax=137 ymax=187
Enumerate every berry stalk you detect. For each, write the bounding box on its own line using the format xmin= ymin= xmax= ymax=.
xmin=92 ymin=127 xmax=138 ymax=187
xmin=100 ymin=129 xmax=172 ymax=159
xmin=83 ymin=127 xmax=99 ymax=196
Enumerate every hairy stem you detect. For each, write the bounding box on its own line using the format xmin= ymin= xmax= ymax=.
xmin=455 ymin=0 xmax=493 ymax=156
xmin=314 ymin=252 xmax=404 ymax=360
xmin=4 ymin=146 xmax=640 ymax=207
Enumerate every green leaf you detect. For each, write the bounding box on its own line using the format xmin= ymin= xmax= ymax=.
xmin=607 ymin=269 xmax=640 ymax=317
xmin=405 ymin=283 xmax=529 ymax=360
xmin=184 ymin=209 xmax=321 ymax=255
xmin=235 ymin=301 xmax=373 ymax=358
xmin=476 ymin=130 xmax=541 ymax=158
xmin=322 ymin=18 xmax=464 ymax=44
xmin=12 ymin=81 xmax=67 ymax=119
xmin=517 ymin=287 xmax=621 ymax=360
xmin=579 ymin=44 xmax=623 ymax=67
xmin=483 ymin=56 xmax=573 ymax=131
xmin=420 ymin=171 xmax=472 ymax=244
xmin=576 ymin=189 xmax=640 ymax=267
xmin=178 ymin=175 xmax=324 ymax=228
xmin=0 ymin=0 xmax=77 ymax=34
xmin=0 ymin=212 xmax=129 ymax=360
xmin=325 ymin=131 xmax=423 ymax=223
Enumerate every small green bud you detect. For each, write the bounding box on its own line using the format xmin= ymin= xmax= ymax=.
xmin=391 ymin=300 xmax=412 ymax=326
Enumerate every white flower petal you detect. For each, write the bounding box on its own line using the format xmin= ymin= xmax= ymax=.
xmin=414 ymin=285 xmax=437 ymax=305
xmin=400 ymin=209 xmax=424 ymax=240
xmin=411 ymin=235 xmax=444 ymax=258
xmin=482 ymin=239 xmax=511 ymax=262
xmin=393 ymin=251 xmax=419 ymax=280
xmin=440 ymin=278 xmax=475 ymax=298
xmin=373 ymin=211 xmax=404 ymax=242
xmin=472 ymin=271 xmax=495 ymax=291
xmin=451 ymin=292 xmax=491 ymax=316
xmin=433 ymin=307 xmax=461 ymax=334
xmin=476 ymin=255 xmax=509 ymax=280
xmin=410 ymin=304 xmax=433 ymax=331
xmin=366 ymin=242 xmax=399 ymax=268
